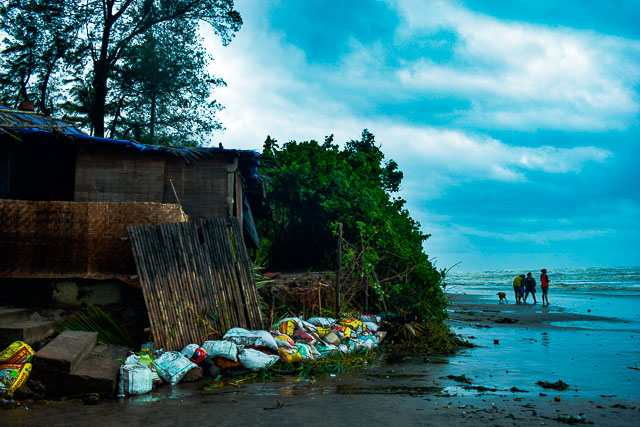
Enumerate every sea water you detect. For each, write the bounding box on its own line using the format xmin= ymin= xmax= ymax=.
xmin=442 ymin=266 xmax=640 ymax=399
xmin=446 ymin=266 xmax=640 ymax=322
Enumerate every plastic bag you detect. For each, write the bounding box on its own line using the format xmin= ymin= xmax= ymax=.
xmin=292 ymin=330 xmax=316 ymax=345
xmin=306 ymin=317 xmax=336 ymax=329
xmin=273 ymin=334 xmax=296 ymax=349
xmin=274 ymin=319 xmax=298 ymax=336
xmin=223 ymin=328 xmax=278 ymax=352
xmin=363 ymin=322 xmax=379 ymax=332
xmin=237 ymin=348 xmax=279 ymax=372
xmin=295 ymin=343 xmax=315 ymax=361
xmin=124 ymin=354 xmax=161 ymax=385
xmin=315 ymin=343 xmax=339 ymax=359
xmin=152 ymin=351 xmax=197 ymax=386
xmin=340 ymin=318 xmax=364 ymax=334
xmin=180 ymin=344 xmax=207 ymax=364
xmin=0 ymin=363 xmax=31 ymax=395
xmin=315 ymin=327 xmax=331 ymax=337
xmin=0 ymin=341 xmax=34 ymax=364
xmin=201 ymin=340 xmax=241 ymax=361
xmin=278 ymin=347 xmax=303 ymax=363
xmin=358 ymin=314 xmax=378 ymax=323
xmin=118 ymin=364 xmax=153 ymax=396
xmin=323 ymin=331 xmax=342 ymax=346
xmin=331 ymin=325 xmax=352 ymax=338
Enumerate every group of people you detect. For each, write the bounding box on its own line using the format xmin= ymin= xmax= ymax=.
xmin=512 ymin=269 xmax=550 ymax=306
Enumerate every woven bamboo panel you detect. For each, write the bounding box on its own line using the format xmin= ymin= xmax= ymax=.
xmin=128 ymin=217 xmax=262 ymax=351
xmin=0 ymin=199 xmax=187 ymax=281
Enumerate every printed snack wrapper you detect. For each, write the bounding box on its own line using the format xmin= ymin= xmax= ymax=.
xmin=0 ymin=363 xmax=32 ymax=395
xmin=0 ymin=341 xmax=35 ymax=365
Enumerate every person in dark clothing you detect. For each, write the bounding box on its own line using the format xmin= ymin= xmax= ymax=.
xmin=524 ymin=272 xmax=537 ymax=304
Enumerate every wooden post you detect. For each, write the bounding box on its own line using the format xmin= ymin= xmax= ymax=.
xmin=335 ymin=222 xmax=343 ymax=320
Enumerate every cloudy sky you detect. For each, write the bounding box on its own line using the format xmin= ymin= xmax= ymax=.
xmin=203 ymin=0 xmax=640 ymax=272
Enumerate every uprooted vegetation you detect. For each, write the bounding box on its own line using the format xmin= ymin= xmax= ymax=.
xmin=251 ymin=130 xmax=460 ymax=353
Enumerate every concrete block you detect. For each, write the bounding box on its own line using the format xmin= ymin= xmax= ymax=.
xmin=0 ymin=320 xmax=56 ymax=347
xmin=33 ymin=330 xmax=97 ymax=374
xmin=0 ymin=308 xmax=29 ymax=324
xmin=31 ymin=345 xmax=128 ymax=398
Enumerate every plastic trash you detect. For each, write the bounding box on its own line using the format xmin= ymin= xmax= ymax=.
xmin=363 ymin=322 xmax=379 ymax=332
xmin=278 ymin=347 xmax=303 ymax=363
xmin=274 ymin=318 xmax=300 ymax=336
xmin=315 ymin=343 xmax=339 ymax=358
xmin=292 ymin=330 xmax=316 ymax=345
xmin=202 ymin=340 xmax=241 ymax=361
xmin=272 ymin=334 xmax=296 ymax=349
xmin=0 ymin=363 xmax=31 ymax=395
xmin=223 ymin=328 xmax=278 ymax=352
xmin=124 ymin=354 xmax=161 ymax=385
xmin=118 ymin=364 xmax=153 ymax=396
xmin=237 ymin=348 xmax=279 ymax=371
xmin=306 ymin=317 xmax=336 ymax=329
xmin=295 ymin=343 xmax=315 ymax=360
xmin=152 ymin=351 xmax=197 ymax=386
xmin=180 ymin=344 xmax=207 ymax=364
xmin=323 ymin=331 xmax=342 ymax=346
xmin=0 ymin=342 xmax=35 ymax=365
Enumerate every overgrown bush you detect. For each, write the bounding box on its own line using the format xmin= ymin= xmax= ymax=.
xmin=256 ymin=130 xmax=447 ymax=323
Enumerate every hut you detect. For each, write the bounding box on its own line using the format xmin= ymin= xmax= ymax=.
xmin=0 ymin=105 xmax=260 ymax=285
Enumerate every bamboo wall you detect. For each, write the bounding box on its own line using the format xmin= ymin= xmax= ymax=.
xmin=74 ymin=148 xmax=235 ymax=220
xmin=128 ymin=217 xmax=262 ymax=350
xmin=0 ymin=199 xmax=187 ymax=282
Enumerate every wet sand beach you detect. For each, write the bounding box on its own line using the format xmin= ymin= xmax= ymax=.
xmin=3 ymin=293 xmax=639 ymax=426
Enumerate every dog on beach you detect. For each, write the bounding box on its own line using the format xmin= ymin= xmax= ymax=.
xmin=497 ymin=292 xmax=508 ymax=304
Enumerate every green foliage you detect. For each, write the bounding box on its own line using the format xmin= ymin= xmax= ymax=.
xmin=57 ymin=305 xmax=136 ymax=348
xmin=0 ymin=0 xmax=242 ymax=142
xmin=257 ymin=130 xmax=448 ymax=322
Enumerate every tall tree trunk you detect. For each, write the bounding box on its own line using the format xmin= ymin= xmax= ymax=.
xmin=92 ymin=3 xmax=115 ymax=137
xmin=150 ymin=92 xmax=156 ymax=138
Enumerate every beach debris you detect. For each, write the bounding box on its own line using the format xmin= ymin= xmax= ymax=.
xmin=554 ymin=396 xmax=562 ymax=402
xmin=441 ymin=374 xmax=472 ymax=384
xmin=510 ymin=386 xmax=528 ymax=393
xmin=496 ymin=317 xmax=517 ymax=324
xmin=556 ymin=414 xmax=589 ymax=424
xmin=0 ymin=341 xmax=34 ymax=398
xmin=493 ymin=339 xmax=500 ymax=345
xmin=263 ymin=400 xmax=286 ymax=410
xmin=611 ymin=403 xmax=628 ymax=409
xmin=627 ymin=366 xmax=640 ymax=370
xmin=537 ymin=380 xmax=569 ymax=391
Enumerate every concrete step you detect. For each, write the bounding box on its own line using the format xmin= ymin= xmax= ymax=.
xmin=30 ymin=344 xmax=128 ymax=398
xmin=32 ymin=330 xmax=97 ymax=374
xmin=0 ymin=320 xmax=56 ymax=347
xmin=0 ymin=308 xmax=30 ymax=325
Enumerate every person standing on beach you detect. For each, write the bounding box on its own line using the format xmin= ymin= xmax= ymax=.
xmin=540 ymin=268 xmax=550 ymax=306
xmin=524 ymin=272 xmax=537 ymax=304
xmin=513 ymin=274 xmax=523 ymax=304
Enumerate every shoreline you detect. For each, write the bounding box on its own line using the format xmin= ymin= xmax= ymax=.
xmin=3 ymin=294 xmax=639 ymax=426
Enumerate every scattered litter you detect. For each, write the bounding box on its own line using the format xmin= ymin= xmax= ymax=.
xmin=537 ymin=380 xmax=570 ymax=391
xmin=264 ymin=400 xmax=286 ymax=410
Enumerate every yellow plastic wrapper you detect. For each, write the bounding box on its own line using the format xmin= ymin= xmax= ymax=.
xmin=340 ymin=318 xmax=363 ymax=333
xmin=315 ymin=327 xmax=331 ymax=337
xmin=275 ymin=320 xmax=296 ymax=337
xmin=0 ymin=363 xmax=32 ymax=395
xmin=0 ymin=341 xmax=35 ymax=365
xmin=278 ymin=347 xmax=303 ymax=364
